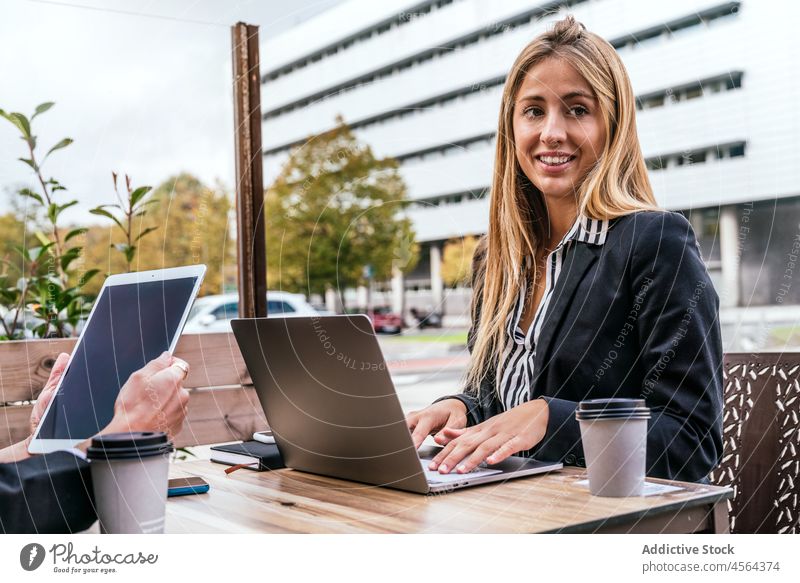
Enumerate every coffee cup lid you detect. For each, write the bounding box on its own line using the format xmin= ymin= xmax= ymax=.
xmin=576 ymin=398 xmax=650 ymax=421
xmin=87 ymin=432 xmax=173 ymax=461
xmin=579 ymin=398 xmax=646 ymax=411
xmin=576 ymin=410 xmax=651 ymax=421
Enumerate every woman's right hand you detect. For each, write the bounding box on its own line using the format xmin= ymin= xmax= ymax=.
xmin=100 ymin=352 xmax=190 ymax=442
xmin=406 ymin=399 xmax=468 ymax=450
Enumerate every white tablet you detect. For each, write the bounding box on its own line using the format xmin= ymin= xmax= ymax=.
xmin=28 ymin=265 xmax=206 ymax=454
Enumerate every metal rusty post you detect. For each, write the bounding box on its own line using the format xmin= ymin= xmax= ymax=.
xmin=232 ymin=22 xmax=267 ymax=318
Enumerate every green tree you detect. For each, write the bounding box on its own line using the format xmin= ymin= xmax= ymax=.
xmin=265 ymin=118 xmax=417 ymax=296
xmin=441 ymin=235 xmax=479 ymax=287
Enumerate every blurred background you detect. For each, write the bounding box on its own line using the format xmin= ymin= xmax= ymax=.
xmin=1 ymin=0 xmax=799 ymax=410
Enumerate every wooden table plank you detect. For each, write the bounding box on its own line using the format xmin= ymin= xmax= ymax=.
xmin=167 ymin=460 xmax=732 ymax=534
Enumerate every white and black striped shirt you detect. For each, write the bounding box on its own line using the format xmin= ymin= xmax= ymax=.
xmin=497 ymin=215 xmax=611 ymax=412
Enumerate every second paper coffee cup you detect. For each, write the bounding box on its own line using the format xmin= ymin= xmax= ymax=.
xmin=87 ymin=432 xmax=173 ymax=534
xmin=577 ymin=398 xmax=650 ymax=497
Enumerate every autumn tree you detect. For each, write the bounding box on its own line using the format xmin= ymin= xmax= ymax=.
xmin=265 ymin=118 xmax=418 ymax=296
xmin=441 ymin=235 xmax=479 ymax=287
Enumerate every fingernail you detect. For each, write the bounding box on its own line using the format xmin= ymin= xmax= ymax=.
xmin=428 ymin=461 xmax=436 ymax=469
xmin=457 ymin=464 xmax=466 ymax=473
xmin=439 ymin=464 xmax=448 ymax=473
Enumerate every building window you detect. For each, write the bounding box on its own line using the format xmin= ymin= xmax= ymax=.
xmin=729 ymin=143 xmax=746 ymax=157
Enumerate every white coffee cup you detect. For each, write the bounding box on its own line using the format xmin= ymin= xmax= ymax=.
xmin=87 ymin=432 xmax=173 ymax=534
xmin=577 ymin=399 xmax=650 ymax=497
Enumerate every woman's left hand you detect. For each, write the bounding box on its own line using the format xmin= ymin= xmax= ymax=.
xmin=427 ymin=398 xmax=549 ymax=474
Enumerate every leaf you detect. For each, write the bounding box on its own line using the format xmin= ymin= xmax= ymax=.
xmin=134 ymin=226 xmax=158 ymax=242
xmin=2 ymin=112 xmax=31 ymax=138
xmin=60 ymin=247 xmax=82 ymax=271
xmin=33 ymin=231 xmax=51 ymax=247
xmin=47 ymin=199 xmax=78 ymax=224
xmin=58 ymin=200 xmax=78 ymax=214
xmin=45 ymin=137 xmax=73 ymax=158
xmin=89 ymin=208 xmax=124 ymax=230
xmin=18 ymin=157 xmax=37 ymax=171
xmin=129 ymin=186 xmax=152 ymax=208
xmin=78 ymin=269 xmax=100 ymax=286
xmin=95 ymin=203 xmax=123 ymax=211
xmin=18 ymin=188 xmax=43 ymax=205
xmin=124 ymin=245 xmax=136 ymax=263
xmin=32 ymin=102 xmax=55 ymax=119
xmin=28 ymin=243 xmax=54 ymax=262
xmin=65 ymin=228 xmax=88 ymax=242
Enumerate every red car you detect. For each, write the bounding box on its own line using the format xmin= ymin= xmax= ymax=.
xmin=368 ymin=306 xmax=404 ymax=334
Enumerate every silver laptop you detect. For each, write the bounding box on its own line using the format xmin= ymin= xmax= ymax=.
xmin=231 ymin=315 xmax=562 ymax=494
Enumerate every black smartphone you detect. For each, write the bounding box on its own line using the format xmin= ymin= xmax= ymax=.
xmin=167 ymin=477 xmax=210 ymax=497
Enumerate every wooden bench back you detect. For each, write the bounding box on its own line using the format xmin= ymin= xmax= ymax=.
xmin=711 ymin=353 xmax=800 ymax=533
xmin=0 ymin=333 xmax=267 ymax=449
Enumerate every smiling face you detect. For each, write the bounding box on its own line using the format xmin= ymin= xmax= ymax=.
xmin=512 ymin=56 xmax=607 ymax=204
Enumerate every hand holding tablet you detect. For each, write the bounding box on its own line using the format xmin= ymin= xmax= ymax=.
xmin=100 ymin=352 xmax=191 ymax=442
xmin=27 ymin=265 xmax=206 ymax=454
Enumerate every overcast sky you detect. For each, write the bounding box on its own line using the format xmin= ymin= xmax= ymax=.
xmin=0 ymin=0 xmax=341 ymax=223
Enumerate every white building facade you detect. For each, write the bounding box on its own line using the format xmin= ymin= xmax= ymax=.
xmin=260 ymin=0 xmax=800 ymax=340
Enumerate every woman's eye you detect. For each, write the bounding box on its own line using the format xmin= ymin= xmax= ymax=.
xmin=570 ymin=105 xmax=589 ymax=117
xmin=523 ymin=107 xmax=543 ymax=118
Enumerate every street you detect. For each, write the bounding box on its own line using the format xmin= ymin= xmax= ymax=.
xmin=376 ymin=330 xmax=470 ymax=414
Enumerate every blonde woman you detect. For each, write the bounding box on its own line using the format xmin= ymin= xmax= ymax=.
xmin=406 ymin=16 xmax=722 ymax=483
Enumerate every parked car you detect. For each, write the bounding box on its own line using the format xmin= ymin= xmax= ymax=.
xmin=409 ymin=307 xmax=443 ymax=329
xmin=368 ymin=306 xmax=404 ymax=334
xmin=183 ymin=292 xmax=319 ymax=334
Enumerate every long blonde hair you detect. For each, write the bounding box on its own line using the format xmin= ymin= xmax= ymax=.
xmin=465 ymin=15 xmax=660 ymax=397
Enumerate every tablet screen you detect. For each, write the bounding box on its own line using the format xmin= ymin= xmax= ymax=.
xmin=36 ymin=276 xmax=199 ymax=440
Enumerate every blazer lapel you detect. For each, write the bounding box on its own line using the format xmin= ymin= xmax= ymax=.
xmin=532 ymin=242 xmax=599 ymax=385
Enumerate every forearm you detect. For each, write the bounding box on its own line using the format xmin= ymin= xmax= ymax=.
xmin=0 ymin=439 xmax=32 ymax=464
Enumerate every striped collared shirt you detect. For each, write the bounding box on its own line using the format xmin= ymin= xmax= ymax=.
xmin=497 ymin=215 xmax=611 ymax=412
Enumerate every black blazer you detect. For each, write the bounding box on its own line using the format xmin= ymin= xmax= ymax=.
xmin=0 ymin=451 xmax=96 ymax=533
xmin=437 ymin=210 xmax=723 ymax=482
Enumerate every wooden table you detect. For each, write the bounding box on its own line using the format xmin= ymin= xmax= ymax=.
xmin=166 ymin=460 xmax=733 ymax=534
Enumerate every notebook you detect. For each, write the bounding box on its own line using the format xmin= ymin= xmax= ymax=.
xmin=210 ymin=440 xmax=285 ymax=471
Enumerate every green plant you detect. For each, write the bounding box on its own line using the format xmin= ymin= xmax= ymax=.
xmin=90 ymin=173 xmax=158 ymax=272
xmin=0 ymin=102 xmax=98 ymax=339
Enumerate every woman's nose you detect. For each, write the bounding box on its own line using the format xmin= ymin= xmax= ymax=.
xmin=540 ymin=113 xmax=567 ymax=146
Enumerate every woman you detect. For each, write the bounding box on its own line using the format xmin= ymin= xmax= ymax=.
xmin=406 ymin=16 xmax=722 ymax=483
